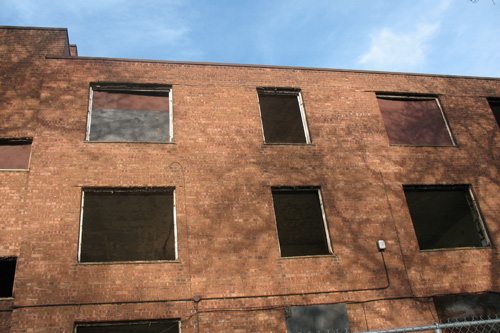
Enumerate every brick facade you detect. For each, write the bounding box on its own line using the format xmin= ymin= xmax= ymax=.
xmin=1 ymin=26 xmax=499 ymax=332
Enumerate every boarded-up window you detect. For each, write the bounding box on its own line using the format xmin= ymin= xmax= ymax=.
xmin=272 ymin=188 xmax=331 ymax=257
xmin=434 ymin=293 xmax=500 ymax=330
xmin=76 ymin=320 xmax=180 ymax=333
xmin=403 ymin=185 xmax=489 ymax=250
xmin=88 ymin=84 xmax=172 ymax=142
xmin=488 ymin=98 xmax=500 ymax=128
xmin=0 ymin=138 xmax=32 ymax=170
xmin=377 ymin=95 xmax=454 ymax=146
xmin=285 ymin=303 xmax=350 ymax=333
xmin=0 ymin=257 xmax=16 ymax=298
xmin=258 ymin=88 xmax=310 ymax=144
xmin=79 ymin=188 xmax=176 ymax=262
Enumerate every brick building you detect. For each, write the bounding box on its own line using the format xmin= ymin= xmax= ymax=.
xmin=1 ymin=26 xmax=500 ymax=332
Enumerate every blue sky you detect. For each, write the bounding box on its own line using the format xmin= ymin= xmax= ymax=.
xmin=1 ymin=0 xmax=499 ymax=77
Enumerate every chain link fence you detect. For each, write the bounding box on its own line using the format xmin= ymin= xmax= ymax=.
xmin=359 ymin=316 xmax=500 ymax=333
xmin=289 ymin=315 xmax=500 ymax=333
xmin=354 ymin=315 xmax=500 ymax=333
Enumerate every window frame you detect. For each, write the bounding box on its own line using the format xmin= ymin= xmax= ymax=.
xmin=285 ymin=303 xmax=350 ymax=333
xmin=376 ymin=94 xmax=456 ymax=147
xmin=434 ymin=293 xmax=500 ymax=322
xmin=86 ymin=83 xmax=173 ymax=143
xmin=78 ymin=187 xmax=178 ymax=264
xmin=0 ymin=257 xmax=16 ymax=299
xmin=0 ymin=138 xmax=32 ymax=171
xmin=487 ymin=97 xmax=500 ymax=129
xmin=257 ymin=87 xmax=311 ymax=144
xmin=74 ymin=319 xmax=181 ymax=332
xmin=403 ymin=184 xmax=491 ymax=251
xmin=271 ymin=187 xmax=333 ymax=258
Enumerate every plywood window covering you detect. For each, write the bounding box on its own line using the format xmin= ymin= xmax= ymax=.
xmin=88 ymin=84 xmax=172 ymax=142
xmin=434 ymin=293 xmax=500 ymax=323
xmin=258 ymin=88 xmax=310 ymax=144
xmin=76 ymin=320 xmax=180 ymax=333
xmin=272 ymin=187 xmax=332 ymax=257
xmin=377 ymin=95 xmax=454 ymax=146
xmin=403 ymin=185 xmax=490 ymax=251
xmin=285 ymin=304 xmax=350 ymax=333
xmin=0 ymin=138 xmax=32 ymax=170
xmin=0 ymin=257 xmax=16 ymax=298
xmin=487 ymin=98 xmax=500 ymax=128
xmin=79 ymin=188 xmax=176 ymax=263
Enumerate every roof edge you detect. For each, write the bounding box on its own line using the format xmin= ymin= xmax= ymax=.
xmin=0 ymin=25 xmax=68 ymax=32
xmin=45 ymin=55 xmax=500 ymax=81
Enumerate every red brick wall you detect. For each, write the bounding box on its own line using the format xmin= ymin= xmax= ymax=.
xmin=1 ymin=27 xmax=500 ymax=332
xmin=0 ymin=27 xmax=70 ymax=258
xmin=0 ymin=27 xmax=69 ymax=136
xmin=0 ymin=27 xmax=69 ymax=333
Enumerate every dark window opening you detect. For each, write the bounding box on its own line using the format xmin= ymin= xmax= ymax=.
xmin=258 ymin=88 xmax=309 ymax=144
xmin=75 ymin=319 xmax=180 ymax=333
xmin=0 ymin=257 xmax=16 ymax=298
xmin=79 ymin=188 xmax=176 ymax=263
xmin=487 ymin=98 xmax=500 ymax=128
xmin=0 ymin=138 xmax=32 ymax=170
xmin=285 ymin=303 xmax=350 ymax=333
xmin=377 ymin=95 xmax=454 ymax=146
xmin=88 ymin=84 xmax=172 ymax=142
xmin=403 ymin=185 xmax=489 ymax=250
xmin=434 ymin=293 xmax=500 ymax=331
xmin=272 ymin=188 xmax=331 ymax=257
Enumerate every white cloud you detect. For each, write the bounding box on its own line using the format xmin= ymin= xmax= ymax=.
xmin=358 ymin=22 xmax=439 ymax=72
xmin=6 ymin=1 xmax=38 ymax=23
xmin=0 ymin=0 xmax=198 ymax=60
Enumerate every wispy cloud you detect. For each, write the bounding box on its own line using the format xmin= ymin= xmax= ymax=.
xmin=253 ymin=1 xmax=308 ymax=65
xmin=2 ymin=0 xmax=197 ymax=60
xmin=357 ymin=22 xmax=439 ymax=72
xmin=2 ymin=0 xmax=499 ymax=76
xmin=355 ymin=0 xmax=454 ymax=73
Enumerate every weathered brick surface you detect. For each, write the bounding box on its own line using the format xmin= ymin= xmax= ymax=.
xmin=0 ymin=310 xmax=12 ymax=333
xmin=1 ymin=26 xmax=499 ymax=332
xmin=0 ymin=27 xmax=70 ymax=259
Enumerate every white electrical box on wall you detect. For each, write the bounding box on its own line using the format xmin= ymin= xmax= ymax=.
xmin=377 ymin=240 xmax=386 ymax=251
